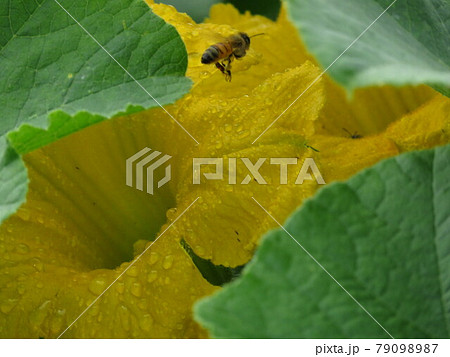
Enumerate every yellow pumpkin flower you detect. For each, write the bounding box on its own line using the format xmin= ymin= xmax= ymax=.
xmin=0 ymin=1 xmax=448 ymax=338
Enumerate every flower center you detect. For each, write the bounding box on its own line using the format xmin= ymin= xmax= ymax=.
xmin=17 ymin=116 xmax=176 ymax=271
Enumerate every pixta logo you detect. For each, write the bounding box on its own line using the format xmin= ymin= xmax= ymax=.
xmin=126 ymin=148 xmax=325 ymax=195
xmin=126 ymin=148 xmax=171 ymax=195
xmin=193 ymin=157 xmax=325 ymax=185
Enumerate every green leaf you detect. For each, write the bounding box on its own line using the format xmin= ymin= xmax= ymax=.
xmin=284 ymin=0 xmax=450 ymax=96
xmin=195 ymin=144 xmax=450 ymax=338
xmin=0 ymin=137 xmax=28 ymax=225
xmin=0 ymin=0 xmax=191 ymax=150
xmin=0 ymin=0 xmax=191 ymax=224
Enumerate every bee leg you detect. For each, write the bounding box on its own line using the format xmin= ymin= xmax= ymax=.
xmin=215 ymin=62 xmax=225 ymax=74
xmin=215 ymin=61 xmax=232 ymax=82
xmin=223 ymin=58 xmax=232 ymax=82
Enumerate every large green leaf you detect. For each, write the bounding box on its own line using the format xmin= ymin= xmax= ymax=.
xmin=284 ymin=0 xmax=450 ymax=96
xmin=0 ymin=0 xmax=191 ymax=152
xmin=195 ymin=144 xmax=450 ymax=338
xmin=0 ymin=0 xmax=191 ymax=224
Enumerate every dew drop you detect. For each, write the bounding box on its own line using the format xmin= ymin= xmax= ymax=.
xmin=130 ymin=282 xmax=143 ymax=297
xmin=238 ymin=130 xmax=250 ymax=139
xmin=194 ymin=246 xmax=205 ymax=256
xmin=0 ymin=299 xmax=18 ymax=314
xmin=147 ymin=271 xmax=158 ymax=283
xmin=17 ymin=243 xmax=29 ymax=254
xmin=17 ymin=209 xmax=30 ymax=221
xmin=30 ymin=258 xmax=44 ymax=272
xmin=116 ymin=282 xmax=125 ymax=294
xmin=139 ymin=314 xmax=153 ymax=332
xmin=224 ymin=124 xmax=232 ymax=133
xmin=119 ymin=305 xmax=130 ymax=331
xmin=166 ymin=208 xmax=178 ymax=221
xmin=88 ymin=277 xmax=107 ymax=295
xmin=199 ymin=70 xmax=210 ymax=78
xmin=126 ymin=265 xmax=139 ymax=277
xmin=162 ymin=255 xmax=174 ymax=270
xmin=50 ymin=309 xmax=66 ymax=334
xmin=149 ymin=252 xmax=160 ymax=265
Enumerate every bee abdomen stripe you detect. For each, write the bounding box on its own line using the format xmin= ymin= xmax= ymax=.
xmin=201 ymin=46 xmax=220 ymax=64
xmin=201 ymin=50 xmax=215 ymax=64
xmin=213 ymin=44 xmax=227 ymax=54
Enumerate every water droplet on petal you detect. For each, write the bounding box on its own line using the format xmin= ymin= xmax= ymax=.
xmin=126 ymin=265 xmax=139 ymax=277
xmin=17 ymin=243 xmax=29 ymax=254
xmin=130 ymin=282 xmax=142 ymax=297
xmin=162 ymin=255 xmax=174 ymax=270
xmin=147 ymin=271 xmax=158 ymax=283
xmin=166 ymin=207 xmax=179 ymax=221
xmin=0 ymin=299 xmax=18 ymax=314
xmin=30 ymin=258 xmax=44 ymax=272
xmin=89 ymin=277 xmax=107 ymax=295
xmin=194 ymin=246 xmax=205 ymax=256
xmin=17 ymin=209 xmax=30 ymax=221
xmin=116 ymin=282 xmax=125 ymax=294
xmin=238 ymin=130 xmax=250 ymax=139
xmin=149 ymin=252 xmax=159 ymax=265
xmin=119 ymin=305 xmax=130 ymax=331
xmin=139 ymin=314 xmax=153 ymax=332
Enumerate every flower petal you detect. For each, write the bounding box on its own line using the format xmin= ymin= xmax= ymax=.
xmin=0 ymin=115 xmax=216 ymax=338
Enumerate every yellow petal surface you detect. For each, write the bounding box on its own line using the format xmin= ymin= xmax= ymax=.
xmin=0 ymin=1 xmax=449 ymax=338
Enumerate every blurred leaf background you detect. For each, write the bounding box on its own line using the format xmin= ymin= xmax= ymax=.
xmin=155 ymin=0 xmax=281 ymax=21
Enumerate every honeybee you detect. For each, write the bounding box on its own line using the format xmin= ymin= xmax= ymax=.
xmin=201 ymin=32 xmax=264 ymax=82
